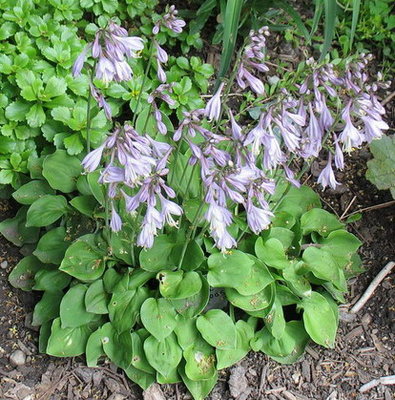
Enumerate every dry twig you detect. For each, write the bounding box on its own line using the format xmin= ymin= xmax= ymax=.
xmin=359 ymin=375 xmax=395 ymax=393
xmin=350 ymin=261 xmax=395 ymax=314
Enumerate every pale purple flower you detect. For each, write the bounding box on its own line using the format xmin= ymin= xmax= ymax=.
xmin=137 ymin=206 xmax=163 ymax=248
xmin=72 ymin=21 xmax=144 ymax=84
xmin=361 ymin=115 xmax=389 ymax=142
xmin=159 ymin=195 xmax=182 ymax=227
xmin=246 ymin=202 xmax=273 ymax=234
xmin=156 ymin=59 xmax=167 ymax=83
xmin=205 ymin=82 xmax=224 ymax=121
xmin=155 ymin=41 xmax=168 ymax=64
xmin=110 ymin=205 xmax=122 ymax=232
xmin=317 ymin=153 xmax=340 ymax=190
xmin=90 ymin=85 xmax=112 ymax=120
xmin=283 ymin=165 xmax=301 ymax=188
xmin=205 ymin=203 xmax=236 ymax=252
xmin=72 ymin=44 xmax=91 ymax=77
xmin=339 ymin=102 xmax=363 ymax=152
xmin=243 ymin=69 xmax=265 ymax=95
xmin=82 ymin=144 xmax=106 ymax=172
xmin=334 ymin=137 xmax=344 ymax=170
xmin=162 ymin=6 xmax=186 ymax=33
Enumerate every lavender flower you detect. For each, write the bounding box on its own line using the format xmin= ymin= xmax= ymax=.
xmin=205 ymin=82 xmax=225 ymax=121
xmin=236 ymin=27 xmax=269 ymax=95
xmin=90 ymin=85 xmax=112 ymax=120
xmin=110 ymin=205 xmax=122 ymax=232
xmin=246 ymin=202 xmax=273 ymax=234
xmin=317 ymin=153 xmax=340 ymax=190
xmin=153 ymin=5 xmax=186 ymax=35
xmin=72 ymin=21 xmax=144 ymax=84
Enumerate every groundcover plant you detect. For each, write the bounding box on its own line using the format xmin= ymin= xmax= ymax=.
xmin=0 ymin=2 xmax=390 ymax=400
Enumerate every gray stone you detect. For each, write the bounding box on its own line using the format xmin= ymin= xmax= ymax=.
xmin=9 ymin=349 xmax=26 ymax=366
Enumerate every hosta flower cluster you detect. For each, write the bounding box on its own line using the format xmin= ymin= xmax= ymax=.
xmin=0 ymin=3 xmax=390 ymax=400
xmin=80 ymin=27 xmax=389 ymax=253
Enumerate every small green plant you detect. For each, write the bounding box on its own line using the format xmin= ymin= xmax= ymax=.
xmin=366 ymin=135 xmax=395 ymax=199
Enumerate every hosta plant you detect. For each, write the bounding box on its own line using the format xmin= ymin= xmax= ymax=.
xmin=0 ymin=4 xmax=390 ymax=400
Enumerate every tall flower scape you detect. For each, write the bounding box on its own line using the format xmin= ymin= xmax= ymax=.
xmin=76 ymin=18 xmax=389 ymax=252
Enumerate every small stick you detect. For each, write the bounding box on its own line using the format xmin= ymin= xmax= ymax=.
xmin=350 ymin=261 xmax=395 ymax=314
xmin=382 ymin=91 xmax=395 ymax=106
xmin=342 ymin=200 xmax=395 ymax=220
xmin=339 ymin=195 xmax=357 ymax=220
xmin=359 ymin=375 xmax=395 ymax=393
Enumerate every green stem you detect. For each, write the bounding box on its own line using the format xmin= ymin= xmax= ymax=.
xmin=177 ymin=200 xmax=205 ymax=270
xmin=86 ymin=84 xmax=93 ymax=153
xmin=132 ymin=41 xmax=155 ymax=126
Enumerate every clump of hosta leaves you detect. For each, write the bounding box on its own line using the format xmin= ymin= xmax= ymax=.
xmin=1 ymin=159 xmax=362 ymax=399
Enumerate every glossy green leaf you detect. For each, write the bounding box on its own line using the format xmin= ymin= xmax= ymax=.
xmin=179 ymin=364 xmax=218 ymax=400
xmin=264 ymin=297 xmax=286 ymax=339
xmin=301 ymin=208 xmax=344 ymax=237
xmin=255 ymin=238 xmax=289 ymax=269
xmin=184 ymin=336 xmax=216 ymax=381
xmin=301 ymin=291 xmax=338 ymax=348
xmin=318 ymin=230 xmax=362 ymax=268
xmin=283 ymin=261 xmax=312 ymax=297
xmin=33 ymin=269 xmax=71 ymax=291
xmin=0 ymin=207 xmax=40 ymax=246
xmin=196 ymin=309 xmax=237 ymax=350
xmin=70 ymin=195 xmax=97 ymax=217
xmin=260 ymin=320 xmax=309 ymax=364
xmin=302 ymin=247 xmax=346 ymax=291
xmin=86 ymin=327 xmax=105 ymax=367
xmin=140 ymin=298 xmax=177 ymax=341
xmin=47 ymin=317 xmax=93 ymax=357
xmin=233 ymin=256 xmax=274 ymax=296
xmin=158 ymin=270 xmax=202 ymax=299
xmin=60 ymin=284 xmax=98 ymax=328
xmin=85 ymin=279 xmax=109 ymax=314
xmin=130 ymin=330 xmax=155 ymax=374
xmin=171 ymin=275 xmax=210 ymax=318
xmin=216 ymin=320 xmax=254 ymax=370
xmin=124 ymin=365 xmax=155 ymax=390
xmin=59 ymin=236 xmax=105 ymax=281
xmin=101 ymin=322 xmax=133 ymax=369
xmin=12 ymin=180 xmax=55 ymax=205
xmin=109 ymin=287 xmax=150 ymax=333
xmin=225 ymin=284 xmax=274 ymax=312
xmin=42 ymin=150 xmax=82 ymax=193
xmin=144 ymin=333 xmax=182 ymax=378
xmin=33 ymin=227 xmax=69 ymax=264
xmin=139 ymin=234 xmax=177 ymax=272
xmin=26 ymin=195 xmax=68 ymax=227
xmin=207 ymin=250 xmax=254 ymax=288
xmin=32 ymin=290 xmax=63 ymax=326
